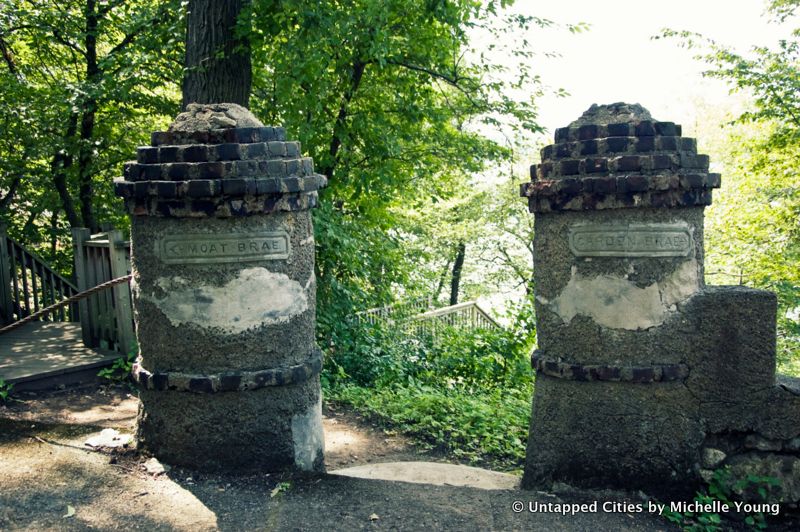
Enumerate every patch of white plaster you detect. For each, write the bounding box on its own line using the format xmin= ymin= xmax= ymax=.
xmin=550 ymin=260 xmax=699 ymax=330
xmin=146 ymin=267 xmax=309 ymax=334
xmin=300 ymin=235 xmax=314 ymax=246
xmin=292 ymin=396 xmax=324 ymax=471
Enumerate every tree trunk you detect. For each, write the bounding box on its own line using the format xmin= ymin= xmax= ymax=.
xmin=182 ymin=0 xmax=252 ymax=108
xmin=52 ymin=114 xmax=81 ymax=228
xmin=433 ymin=258 xmax=451 ymax=304
xmin=449 ymin=241 xmax=465 ymax=306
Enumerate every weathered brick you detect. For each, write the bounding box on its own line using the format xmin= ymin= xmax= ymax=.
xmin=560 ymin=178 xmax=581 ymax=195
xmin=626 ymin=175 xmax=649 ymax=192
xmin=159 ymin=146 xmax=179 ymax=163
xmin=143 ymin=164 xmax=162 ymax=180
xmin=616 ymin=155 xmax=642 ymax=172
xmin=138 ymin=147 xmax=159 ymax=164
xmin=283 ymin=177 xmax=301 ymax=192
xmin=235 ymin=160 xmax=259 ymax=176
xmin=235 ymin=127 xmax=259 ymax=144
xmin=631 ymin=367 xmax=655 ymax=383
xmin=286 ymin=141 xmax=300 ymax=158
xmin=155 ymin=181 xmax=178 ymax=198
xmin=594 ymin=176 xmax=616 ymax=194
xmin=683 ymin=173 xmax=704 ymax=188
xmin=556 ymin=143 xmax=573 ymax=158
xmin=267 ymin=160 xmax=287 ymax=177
xmin=168 ymin=163 xmax=189 ymax=180
xmin=257 ymin=178 xmax=280 ymax=195
xmin=219 ymin=374 xmax=242 ymax=392
xmin=635 ymin=121 xmax=656 ymax=136
xmin=302 ymin=158 xmax=314 ymax=174
xmin=216 ymin=143 xmax=241 ymax=160
xmin=705 ymin=173 xmax=721 ymax=188
xmin=580 ymin=140 xmax=598 ymax=156
xmin=585 ymin=157 xmax=608 ymax=174
xmin=655 ymin=121 xmax=677 ymax=136
xmin=245 ymin=143 xmax=267 ymax=158
xmin=652 ymin=154 xmax=673 ymax=170
xmin=680 ymin=138 xmax=697 ymax=151
xmin=186 ymin=180 xmax=214 ymax=197
xmin=222 ymin=178 xmax=249 ymax=196
xmin=182 ymin=145 xmax=208 ymax=163
xmin=559 ymin=159 xmax=580 ymax=175
xmin=605 ymin=137 xmax=629 ymax=153
xmin=199 ymin=161 xmax=225 ymax=179
xmin=554 ymin=127 xmax=570 ymax=142
xmin=659 ymin=136 xmax=678 ymax=151
xmin=188 ymin=377 xmax=213 ymax=393
xmin=607 ymin=123 xmax=630 ymax=137
xmin=635 ymin=137 xmax=655 ymax=152
xmin=578 ymin=124 xmax=598 ymax=140
xmin=268 ymin=141 xmax=287 ymax=157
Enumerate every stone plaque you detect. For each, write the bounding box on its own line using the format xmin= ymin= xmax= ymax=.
xmin=158 ymin=231 xmax=290 ymax=264
xmin=569 ymin=224 xmax=693 ymax=257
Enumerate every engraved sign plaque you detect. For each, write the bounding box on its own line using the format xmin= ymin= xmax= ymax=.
xmin=158 ymin=231 xmax=290 ymax=264
xmin=568 ymin=224 xmax=693 ymax=257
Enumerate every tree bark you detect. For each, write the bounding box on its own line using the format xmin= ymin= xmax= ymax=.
xmin=52 ymin=114 xmax=81 ymax=228
xmin=449 ymin=241 xmax=465 ymax=306
xmin=321 ymin=60 xmax=366 ymax=181
xmin=182 ymin=0 xmax=252 ymax=108
xmin=78 ymin=0 xmax=99 ymax=232
xmin=433 ymin=258 xmax=451 ymax=304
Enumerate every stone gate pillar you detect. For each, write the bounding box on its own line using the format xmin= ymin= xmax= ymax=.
xmin=520 ymin=103 xmax=800 ymax=501
xmin=520 ymin=103 xmax=718 ymax=496
xmin=114 ymin=104 xmax=326 ymax=472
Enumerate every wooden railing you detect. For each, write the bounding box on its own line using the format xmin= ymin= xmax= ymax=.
xmin=407 ymin=301 xmax=500 ymax=334
xmin=0 ymin=226 xmax=79 ymax=325
xmin=357 ymin=299 xmax=500 ymax=334
xmin=355 ymin=297 xmax=434 ymax=325
xmin=72 ymin=228 xmax=135 ymax=356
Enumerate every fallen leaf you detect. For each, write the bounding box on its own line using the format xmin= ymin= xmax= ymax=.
xmin=63 ymin=505 xmax=75 ymax=518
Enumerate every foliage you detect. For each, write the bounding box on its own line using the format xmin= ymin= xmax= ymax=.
xmin=324 ymin=297 xmax=535 ymax=389
xmin=325 ymin=297 xmax=536 ymax=467
xmin=0 ymin=0 xmax=183 ymax=273
xmin=246 ymin=0 xmax=560 ymax=342
xmin=659 ymin=0 xmax=800 ymax=375
xmin=97 ymin=349 xmax=137 ymax=384
xmin=0 ymin=378 xmax=13 ymax=404
xmin=661 ymin=468 xmax=780 ymax=531
xmin=331 ymin=382 xmax=531 ymax=468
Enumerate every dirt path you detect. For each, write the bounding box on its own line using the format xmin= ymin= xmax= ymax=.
xmin=0 ymin=383 xmax=438 ymax=470
xmin=0 ymin=384 xmax=695 ymax=531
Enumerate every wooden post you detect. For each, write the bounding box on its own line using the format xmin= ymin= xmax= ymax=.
xmin=107 ymin=230 xmax=134 ymax=356
xmin=0 ymin=223 xmax=13 ymax=325
xmin=71 ymin=227 xmax=94 ymax=347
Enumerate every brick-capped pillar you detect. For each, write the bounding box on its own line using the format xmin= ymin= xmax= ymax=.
xmin=519 ymin=103 xmax=722 ymax=497
xmin=114 ymin=103 xmax=326 ymax=472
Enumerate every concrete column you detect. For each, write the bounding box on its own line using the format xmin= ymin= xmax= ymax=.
xmin=114 ymin=104 xmax=326 ymax=472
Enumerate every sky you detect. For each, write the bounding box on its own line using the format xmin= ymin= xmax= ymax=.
xmin=498 ymin=0 xmax=794 ymax=137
